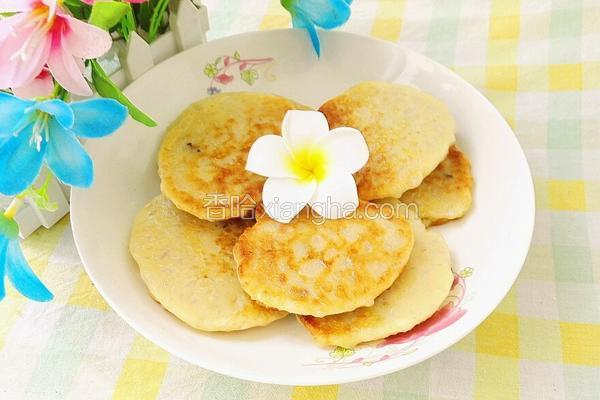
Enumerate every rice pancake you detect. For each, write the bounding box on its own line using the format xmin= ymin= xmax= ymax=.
xmin=400 ymin=145 xmax=473 ymax=226
xmin=129 ymin=195 xmax=287 ymax=332
xmin=234 ymin=203 xmax=414 ymax=317
xmin=159 ymin=92 xmax=310 ymax=220
xmin=319 ymin=81 xmax=456 ymax=200
xmin=298 ymin=219 xmax=453 ymax=348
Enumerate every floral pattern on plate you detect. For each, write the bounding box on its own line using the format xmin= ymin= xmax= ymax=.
xmin=203 ymin=51 xmax=275 ymax=95
xmin=306 ymin=268 xmax=473 ymax=369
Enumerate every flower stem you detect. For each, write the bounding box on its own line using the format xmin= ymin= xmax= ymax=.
xmin=148 ymin=0 xmax=170 ymax=43
xmin=120 ymin=8 xmax=137 ymax=42
xmin=52 ymin=83 xmax=68 ymax=101
xmin=4 ymin=197 xmax=24 ymax=219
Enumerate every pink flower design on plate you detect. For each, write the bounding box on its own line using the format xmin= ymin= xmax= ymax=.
xmin=204 ymin=51 xmax=274 ymax=95
xmin=378 ymin=273 xmax=468 ymax=347
xmin=306 ymin=269 xmax=473 ymax=368
xmin=214 ymin=73 xmax=235 ymax=85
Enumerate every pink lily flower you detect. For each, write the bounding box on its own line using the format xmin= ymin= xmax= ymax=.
xmin=12 ymin=68 xmax=54 ymax=99
xmin=0 ymin=0 xmax=112 ymax=96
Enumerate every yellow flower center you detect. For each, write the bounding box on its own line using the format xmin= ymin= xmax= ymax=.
xmin=30 ymin=2 xmax=55 ymax=24
xmin=287 ymin=145 xmax=329 ymax=183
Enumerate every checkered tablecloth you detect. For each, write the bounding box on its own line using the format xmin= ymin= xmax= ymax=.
xmin=1 ymin=1 xmax=599 ymax=399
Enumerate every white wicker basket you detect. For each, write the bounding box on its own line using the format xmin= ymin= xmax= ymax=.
xmin=0 ymin=0 xmax=209 ymax=238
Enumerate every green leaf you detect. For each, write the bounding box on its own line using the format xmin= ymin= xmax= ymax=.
xmin=20 ymin=175 xmax=58 ymax=213
xmin=136 ymin=1 xmax=153 ymax=32
xmin=204 ymin=63 xmax=218 ymax=78
xmin=90 ymin=60 xmax=157 ymax=127
xmin=147 ymin=0 xmax=170 ymax=43
xmin=89 ymin=1 xmax=131 ymax=30
xmin=63 ymin=0 xmax=91 ymax=20
xmin=233 ymin=51 xmax=241 ymax=61
xmin=119 ymin=9 xmax=136 ymax=42
xmin=240 ymin=69 xmax=259 ymax=86
xmin=0 ymin=214 xmax=19 ymax=239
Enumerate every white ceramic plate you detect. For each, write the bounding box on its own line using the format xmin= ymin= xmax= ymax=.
xmin=70 ymin=29 xmax=535 ymax=385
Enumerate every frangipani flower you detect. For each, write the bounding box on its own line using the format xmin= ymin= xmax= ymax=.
xmin=0 ymin=214 xmax=53 ymax=302
xmin=281 ymin=0 xmax=352 ymax=56
xmin=0 ymin=92 xmax=128 ymax=196
xmin=246 ymin=110 xmax=368 ymax=223
xmin=0 ymin=0 xmax=112 ymax=96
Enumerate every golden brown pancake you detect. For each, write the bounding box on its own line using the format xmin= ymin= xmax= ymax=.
xmin=129 ymin=195 xmax=287 ymax=332
xmin=400 ymin=145 xmax=473 ymax=226
xmin=158 ymin=92 xmax=310 ymax=220
xmin=234 ymin=203 xmax=414 ymax=317
xmin=319 ymin=81 xmax=456 ymax=200
xmin=298 ymin=219 xmax=453 ymax=348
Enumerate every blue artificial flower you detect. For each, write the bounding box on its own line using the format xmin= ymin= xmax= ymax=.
xmin=0 ymin=214 xmax=52 ymax=302
xmin=282 ymin=0 xmax=352 ymax=56
xmin=0 ymin=92 xmax=128 ymax=196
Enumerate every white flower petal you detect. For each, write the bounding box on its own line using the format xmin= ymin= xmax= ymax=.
xmin=318 ymin=127 xmax=369 ymax=174
xmin=263 ymin=177 xmax=317 ymax=223
xmin=282 ymin=110 xmax=330 ymax=152
xmin=246 ymin=135 xmax=295 ymax=178
xmin=309 ymin=171 xmax=359 ymax=219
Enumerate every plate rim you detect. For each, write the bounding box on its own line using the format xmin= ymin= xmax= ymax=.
xmin=70 ymin=28 xmax=536 ymax=386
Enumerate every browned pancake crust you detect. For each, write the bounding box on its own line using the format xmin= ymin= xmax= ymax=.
xmin=159 ymin=92 xmax=310 ymax=220
xmin=234 ymin=203 xmax=414 ymax=317
xmin=129 ymin=195 xmax=287 ymax=332
xmin=319 ymin=81 xmax=456 ymax=200
xmin=400 ymin=146 xmax=473 ymax=226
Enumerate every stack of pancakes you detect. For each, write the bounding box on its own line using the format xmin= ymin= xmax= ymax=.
xmin=129 ymin=82 xmax=473 ymax=348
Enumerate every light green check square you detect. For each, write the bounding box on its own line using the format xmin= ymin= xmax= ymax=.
xmin=548 ymin=120 xmax=581 ymax=150
xmin=592 ymin=248 xmax=600 ymax=285
xmin=428 ymin=17 xmax=459 ymax=42
xmin=427 ymin=40 xmax=458 ymax=66
xmin=202 ymin=373 xmax=249 ymax=400
xmin=564 ymin=365 xmax=600 ymax=400
xmin=551 ymin=213 xmax=589 ymax=246
xmin=553 ymin=245 xmax=593 ymax=283
xmin=427 ymin=17 xmax=460 ymax=65
xmin=550 ymin=8 xmax=582 ymax=38
xmin=384 ymin=361 xmax=430 ymax=399
xmin=556 ymin=282 xmax=600 ymax=324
